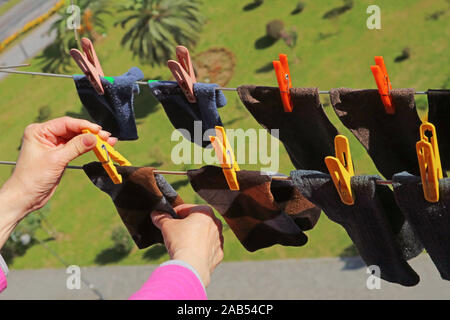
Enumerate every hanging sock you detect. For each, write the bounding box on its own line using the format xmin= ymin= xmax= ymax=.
xmin=83 ymin=162 xmax=183 ymax=249
xmin=187 ymin=165 xmax=321 ymax=252
xmin=73 ymin=67 xmax=144 ymax=141
xmin=330 ymin=88 xmax=421 ymax=179
xmin=291 ymin=170 xmax=422 ymax=286
xmin=237 ymin=86 xmax=338 ymax=172
xmin=393 ymin=172 xmax=450 ymax=280
xmin=427 ymin=90 xmax=450 ymax=172
xmin=148 ymin=81 xmax=227 ymax=148
xmin=270 ymin=176 xmax=321 ymax=231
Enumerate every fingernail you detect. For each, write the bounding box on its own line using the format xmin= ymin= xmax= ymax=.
xmin=109 ymin=137 xmax=118 ymax=144
xmin=83 ymin=134 xmax=97 ymax=147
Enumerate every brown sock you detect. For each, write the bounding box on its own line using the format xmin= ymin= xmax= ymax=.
xmin=83 ymin=162 xmax=184 ymax=249
xmin=330 ymin=88 xmax=421 ymax=178
xmin=427 ymin=89 xmax=450 ymax=172
xmin=270 ymin=176 xmax=321 ymax=231
xmin=187 ymin=165 xmax=320 ymax=252
xmin=237 ymin=86 xmax=338 ymax=172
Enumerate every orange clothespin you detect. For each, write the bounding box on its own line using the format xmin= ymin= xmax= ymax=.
xmin=416 ymin=122 xmax=443 ymax=203
xmin=325 ymin=135 xmax=355 ymax=205
xmin=371 ymin=56 xmax=394 ymax=114
xmin=273 ymin=54 xmax=293 ymax=112
xmin=209 ymin=126 xmax=240 ymax=190
xmin=82 ymin=129 xmax=131 ymax=184
xmin=70 ymin=38 xmax=105 ymax=95
xmin=167 ymin=46 xmax=197 ymax=103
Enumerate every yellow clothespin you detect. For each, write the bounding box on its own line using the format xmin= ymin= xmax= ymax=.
xmin=416 ymin=122 xmax=443 ymax=203
xmin=209 ymin=126 xmax=240 ymax=190
xmin=82 ymin=129 xmax=131 ymax=184
xmin=325 ymin=135 xmax=355 ymax=205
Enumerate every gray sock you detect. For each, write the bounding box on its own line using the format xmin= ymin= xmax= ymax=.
xmin=291 ymin=170 xmax=422 ymax=286
xmin=393 ymin=172 xmax=450 ymax=280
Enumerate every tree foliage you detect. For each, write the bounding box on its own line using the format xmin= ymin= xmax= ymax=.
xmin=115 ymin=0 xmax=204 ymax=66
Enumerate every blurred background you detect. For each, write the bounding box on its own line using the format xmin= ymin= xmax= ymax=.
xmin=0 ymin=0 xmax=449 ymax=299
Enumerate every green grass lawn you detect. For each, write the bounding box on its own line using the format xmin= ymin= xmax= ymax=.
xmin=0 ymin=0 xmax=449 ymax=269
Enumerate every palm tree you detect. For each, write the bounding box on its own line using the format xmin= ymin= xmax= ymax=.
xmin=38 ymin=0 xmax=110 ymax=72
xmin=115 ymin=0 xmax=204 ymax=66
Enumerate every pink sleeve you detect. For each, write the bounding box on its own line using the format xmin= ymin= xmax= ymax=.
xmin=0 ymin=266 xmax=6 ymax=293
xmin=129 ymin=263 xmax=207 ymax=300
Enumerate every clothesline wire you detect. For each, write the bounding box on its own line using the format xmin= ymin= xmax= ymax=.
xmin=0 ymin=161 xmax=394 ymax=185
xmin=0 ymin=69 xmax=430 ymax=95
xmin=0 ymin=64 xmax=30 ymax=69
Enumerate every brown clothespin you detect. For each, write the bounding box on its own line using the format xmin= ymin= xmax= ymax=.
xmin=167 ymin=46 xmax=197 ymax=103
xmin=70 ymin=38 xmax=105 ymax=95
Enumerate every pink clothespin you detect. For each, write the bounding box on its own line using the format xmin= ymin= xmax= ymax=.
xmin=167 ymin=46 xmax=197 ymax=103
xmin=70 ymin=38 xmax=105 ymax=95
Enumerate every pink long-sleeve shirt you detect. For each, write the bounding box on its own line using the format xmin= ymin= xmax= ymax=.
xmin=0 ymin=257 xmax=206 ymax=300
xmin=0 ymin=254 xmax=7 ymax=293
xmin=129 ymin=260 xmax=207 ymax=300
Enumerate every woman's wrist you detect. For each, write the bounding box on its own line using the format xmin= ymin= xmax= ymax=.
xmin=0 ymin=180 xmax=29 ymax=248
xmin=172 ymin=251 xmax=211 ymax=287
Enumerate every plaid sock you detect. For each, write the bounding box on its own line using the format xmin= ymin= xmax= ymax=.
xmin=83 ymin=162 xmax=184 ymax=249
xmin=187 ymin=165 xmax=321 ymax=252
xmin=237 ymin=86 xmax=338 ymax=172
xmin=427 ymin=89 xmax=450 ymax=172
xmin=270 ymin=176 xmax=321 ymax=230
xmin=393 ymin=172 xmax=450 ymax=280
xmin=148 ymin=81 xmax=227 ymax=148
xmin=330 ymin=88 xmax=421 ymax=178
xmin=73 ymin=67 xmax=144 ymax=141
xmin=291 ymin=170 xmax=422 ymax=286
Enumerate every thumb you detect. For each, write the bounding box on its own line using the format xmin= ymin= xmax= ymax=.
xmin=151 ymin=211 xmax=174 ymax=230
xmin=59 ymin=133 xmax=97 ymax=164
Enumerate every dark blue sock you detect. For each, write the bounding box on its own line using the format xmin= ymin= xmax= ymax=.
xmin=148 ymin=81 xmax=227 ymax=148
xmin=73 ymin=67 xmax=144 ymax=140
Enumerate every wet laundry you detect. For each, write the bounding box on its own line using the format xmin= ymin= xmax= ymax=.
xmin=291 ymin=170 xmax=423 ymax=286
xmin=73 ymin=67 xmax=144 ymax=140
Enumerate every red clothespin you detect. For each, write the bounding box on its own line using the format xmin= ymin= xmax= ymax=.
xmin=371 ymin=56 xmax=394 ymax=114
xmin=70 ymin=38 xmax=105 ymax=95
xmin=167 ymin=46 xmax=197 ymax=103
xmin=273 ymin=54 xmax=293 ymax=112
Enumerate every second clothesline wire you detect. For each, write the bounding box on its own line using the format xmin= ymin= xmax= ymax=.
xmin=0 ymin=161 xmax=394 ymax=185
xmin=0 ymin=69 xmax=430 ymax=94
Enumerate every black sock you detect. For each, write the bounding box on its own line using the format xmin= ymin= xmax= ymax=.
xmin=291 ymin=170 xmax=422 ymax=286
xmin=393 ymin=172 xmax=450 ymax=280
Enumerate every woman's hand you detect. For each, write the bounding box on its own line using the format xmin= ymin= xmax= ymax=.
xmin=151 ymin=204 xmax=224 ymax=287
xmin=0 ymin=117 xmax=117 ymax=232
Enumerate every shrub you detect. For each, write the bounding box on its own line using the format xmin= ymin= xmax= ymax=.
xmin=266 ymin=20 xmax=285 ymax=40
xmin=292 ymin=2 xmax=305 ymax=15
xmin=395 ymin=47 xmax=411 ymax=63
xmin=34 ymin=105 xmax=52 ymax=123
xmin=323 ymin=0 xmax=354 ymax=19
xmin=111 ymin=226 xmax=133 ymax=254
